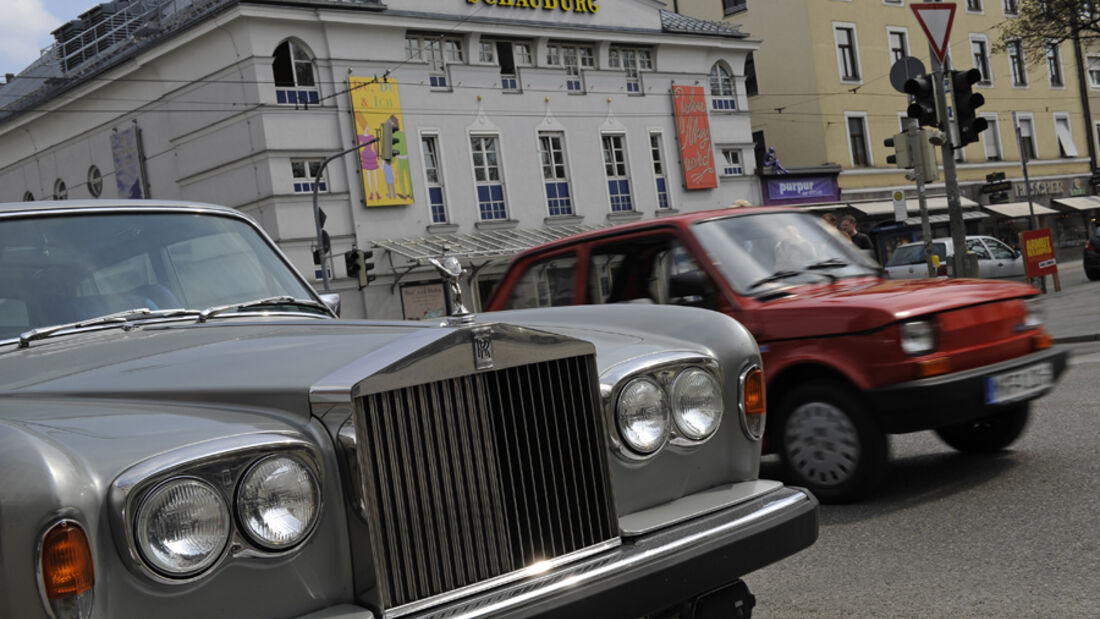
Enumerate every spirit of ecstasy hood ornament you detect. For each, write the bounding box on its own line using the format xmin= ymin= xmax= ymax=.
xmin=427 ymin=256 xmax=473 ymax=323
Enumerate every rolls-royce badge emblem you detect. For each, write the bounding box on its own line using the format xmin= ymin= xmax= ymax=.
xmin=473 ymin=327 xmax=493 ymax=370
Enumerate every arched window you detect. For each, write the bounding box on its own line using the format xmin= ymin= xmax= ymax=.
xmin=23 ymin=191 xmax=34 ymax=202
xmin=745 ymin=52 xmax=758 ymax=97
xmin=87 ymin=165 xmax=103 ymax=197
xmin=709 ymin=62 xmax=737 ymax=111
xmin=53 ymin=179 xmax=67 ymax=200
xmin=272 ymin=40 xmax=319 ymax=106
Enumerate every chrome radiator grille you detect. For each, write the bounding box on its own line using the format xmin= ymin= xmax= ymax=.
xmin=357 ymin=354 xmax=618 ymax=611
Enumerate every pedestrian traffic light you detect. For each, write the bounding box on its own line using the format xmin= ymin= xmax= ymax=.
xmin=312 ymin=208 xmax=330 ymax=265
xmin=951 ymin=68 xmax=988 ymax=146
xmin=344 ymin=248 xmax=376 ymax=289
xmin=885 ymin=133 xmax=912 ymax=169
xmin=904 ymin=73 xmax=938 ymax=128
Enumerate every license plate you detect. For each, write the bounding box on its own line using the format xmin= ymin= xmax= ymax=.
xmin=984 ymin=362 xmax=1054 ymax=404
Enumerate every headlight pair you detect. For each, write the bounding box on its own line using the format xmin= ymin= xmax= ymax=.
xmin=134 ymin=455 xmax=320 ymax=578
xmin=616 ymin=366 xmax=723 ymax=458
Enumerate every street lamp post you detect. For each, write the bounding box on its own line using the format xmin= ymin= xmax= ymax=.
xmin=312 ymin=137 xmax=376 ymax=292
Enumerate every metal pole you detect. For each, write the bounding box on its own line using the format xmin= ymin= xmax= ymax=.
xmin=1014 ymin=122 xmax=1046 ymax=293
xmin=929 ymin=49 xmax=968 ymax=278
xmin=908 ymin=119 xmax=937 ymax=277
xmin=312 ymin=137 xmax=377 ymax=292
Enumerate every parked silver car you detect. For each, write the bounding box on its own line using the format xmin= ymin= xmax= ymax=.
xmin=884 ymin=235 xmax=1024 ymax=279
xmin=0 ymin=200 xmax=817 ymax=619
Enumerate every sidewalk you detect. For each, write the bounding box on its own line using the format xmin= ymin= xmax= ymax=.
xmin=1030 ymin=257 xmax=1099 ymax=344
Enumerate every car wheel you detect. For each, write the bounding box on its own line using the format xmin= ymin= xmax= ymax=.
xmin=934 ymin=404 xmax=1030 ymax=452
xmin=777 ymin=381 xmax=888 ymax=504
xmin=1086 ymin=268 xmax=1100 ymax=282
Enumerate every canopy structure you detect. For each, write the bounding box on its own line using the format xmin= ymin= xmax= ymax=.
xmin=981 ymin=202 xmax=1058 ymax=218
xmin=1052 ymin=196 xmax=1100 ymax=211
xmin=850 ymin=196 xmax=979 ymax=217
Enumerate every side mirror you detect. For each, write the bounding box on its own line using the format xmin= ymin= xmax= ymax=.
xmin=1014 ymin=249 xmax=1022 ymax=259
xmin=320 ymin=292 xmax=341 ymax=317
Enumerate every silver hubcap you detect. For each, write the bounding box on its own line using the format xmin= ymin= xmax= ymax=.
xmin=784 ymin=401 xmax=860 ymax=487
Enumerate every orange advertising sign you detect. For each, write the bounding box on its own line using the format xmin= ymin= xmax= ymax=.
xmin=672 ymin=85 xmax=717 ymax=190
xmin=1020 ymin=228 xmax=1058 ymax=278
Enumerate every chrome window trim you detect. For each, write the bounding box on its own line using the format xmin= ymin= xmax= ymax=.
xmin=108 ymin=433 xmax=323 ymax=585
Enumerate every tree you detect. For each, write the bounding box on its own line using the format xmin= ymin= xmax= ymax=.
xmin=996 ymin=0 xmax=1100 ymax=58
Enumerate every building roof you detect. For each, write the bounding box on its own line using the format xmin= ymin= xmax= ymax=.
xmin=659 ymin=10 xmax=747 ymax=38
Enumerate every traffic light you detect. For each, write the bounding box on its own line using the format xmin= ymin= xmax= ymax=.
xmin=312 ymin=208 xmax=330 ymax=265
xmin=380 ymin=121 xmax=400 ymax=161
xmin=344 ymin=248 xmax=375 ymax=289
xmin=885 ymin=132 xmax=912 ymax=169
xmin=951 ymin=68 xmax=988 ymax=146
xmin=904 ymin=73 xmax=938 ymax=128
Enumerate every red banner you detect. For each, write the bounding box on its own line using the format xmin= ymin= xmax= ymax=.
xmin=1020 ymin=228 xmax=1058 ymax=278
xmin=672 ymin=85 xmax=717 ymax=190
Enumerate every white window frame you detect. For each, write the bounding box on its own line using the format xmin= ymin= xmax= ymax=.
xmin=1053 ymin=113 xmax=1079 ymax=158
xmin=886 ymin=27 xmax=910 ymax=66
xmin=649 ymin=131 xmax=672 ymax=210
xmin=406 ymin=34 xmax=465 ymax=90
xmin=719 ymin=148 xmax=745 ymax=177
xmin=1015 ymin=113 xmax=1038 ymax=160
xmin=1088 ymin=55 xmax=1100 ymax=88
xmin=419 ymin=131 xmax=448 ymax=224
xmin=981 ymin=113 xmax=1003 ymax=161
xmin=1046 ymin=40 xmax=1066 ymax=88
xmin=546 ymin=42 xmax=595 ymax=93
xmin=970 ymin=34 xmax=993 ymax=85
xmin=708 ymin=62 xmax=737 ymax=111
xmin=966 ymin=0 xmax=984 ymax=14
xmin=1008 ymin=39 xmax=1028 ymax=87
xmin=291 ymin=159 xmax=326 ymax=194
xmin=834 ymin=23 xmax=863 ymax=83
xmin=538 ymin=131 xmax=574 ymax=217
xmin=843 ymin=112 xmax=872 ymax=168
xmin=469 ymin=134 xmax=508 ymax=221
xmin=601 ymin=133 xmax=635 ymax=212
xmin=609 ymin=46 xmax=654 ymax=94
xmin=1003 ymin=0 xmax=1019 ymax=16
xmin=273 ymin=40 xmax=319 ymax=106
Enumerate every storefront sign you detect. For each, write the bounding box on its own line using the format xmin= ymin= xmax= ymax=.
xmin=401 ymin=281 xmax=448 ymax=320
xmin=1020 ymin=228 xmax=1058 ymax=278
xmin=465 ymin=0 xmax=600 ymax=12
xmin=110 ymin=125 xmax=148 ymax=199
xmin=671 ymin=85 xmax=717 ymax=190
xmin=766 ymin=178 xmax=835 ymax=201
xmin=349 ymin=77 xmax=415 ymax=207
xmin=1013 ymin=179 xmax=1064 ymax=198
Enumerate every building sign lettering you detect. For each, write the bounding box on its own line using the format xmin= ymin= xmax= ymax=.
xmin=671 ymin=85 xmax=718 ymax=190
xmin=465 ymin=0 xmax=600 ymax=12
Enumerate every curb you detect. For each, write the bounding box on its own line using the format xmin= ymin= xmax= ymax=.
xmin=1053 ymin=334 xmax=1100 ymax=344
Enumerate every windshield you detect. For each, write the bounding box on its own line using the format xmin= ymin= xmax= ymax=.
xmin=0 ymin=211 xmax=320 ymax=341
xmin=886 ymin=242 xmax=947 ymax=266
xmin=692 ymin=211 xmax=879 ymax=294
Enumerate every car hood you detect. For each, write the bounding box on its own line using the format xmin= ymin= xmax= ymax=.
xmin=748 ymin=276 xmax=1036 ymax=341
xmin=0 ymin=313 xmax=663 ymax=421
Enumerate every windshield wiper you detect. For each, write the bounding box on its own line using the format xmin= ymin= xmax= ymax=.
xmin=198 ymin=296 xmax=330 ymax=322
xmin=17 ymin=308 xmax=202 ymax=348
xmin=806 ymin=258 xmax=849 ymax=270
xmin=749 ymin=268 xmax=838 ymax=291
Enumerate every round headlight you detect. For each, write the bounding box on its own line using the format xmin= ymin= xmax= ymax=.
xmin=616 ymin=378 xmax=670 ymax=455
xmin=135 ymin=478 xmax=230 ymax=577
xmin=237 ymin=456 xmax=320 ymax=550
xmin=671 ymin=368 xmax=723 ymax=440
xmin=899 ymin=320 xmax=935 ymax=356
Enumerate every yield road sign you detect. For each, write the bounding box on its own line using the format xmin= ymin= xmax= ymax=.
xmin=911 ymin=2 xmax=956 ymax=65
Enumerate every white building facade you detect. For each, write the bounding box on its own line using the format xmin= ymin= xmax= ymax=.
xmin=0 ymin=0 xmax=759 ymax=319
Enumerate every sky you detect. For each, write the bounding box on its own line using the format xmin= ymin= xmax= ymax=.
xmin=1 ymin=0 xmax=98 ymax=76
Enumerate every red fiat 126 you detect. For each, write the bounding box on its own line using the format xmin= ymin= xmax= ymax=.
xmin=486 ymin=207 xmax=1069 ymax=502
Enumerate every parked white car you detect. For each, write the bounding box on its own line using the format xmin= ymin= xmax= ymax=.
xmin=884 ymin=235 xmax=1024 ymax=279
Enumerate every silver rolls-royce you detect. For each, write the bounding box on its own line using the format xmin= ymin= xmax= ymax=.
xmin=0 ymin=200 xmax=817 ymax=619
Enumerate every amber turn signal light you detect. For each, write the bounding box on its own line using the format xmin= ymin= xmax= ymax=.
xmin=916 ymin=357 xmax=951 ymax=378
xmin=744 ymin=366 xmax=766 ymax=416
xmin=41 ymin=522 xmax=95 ymax=599
xmin=1032 ymin=332 xmax=1053 ymax=350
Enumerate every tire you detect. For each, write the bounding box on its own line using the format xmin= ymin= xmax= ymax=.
xmin=934 ymin=404 xmax=1030 ymax=453
xmin=776 ymin=380 xmax=889 ymax=504
xmin=1086 ymin=268 xmax=1100 ymax=282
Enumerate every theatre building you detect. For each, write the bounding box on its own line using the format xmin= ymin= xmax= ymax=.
xmin=0 ymin=0 xmax=760 ymax=318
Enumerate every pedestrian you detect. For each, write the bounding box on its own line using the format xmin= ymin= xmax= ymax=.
xmin=822 ymin=212 xmax=838 ymax=228
xmin=840 ymin=214 xmax=872 ymax=250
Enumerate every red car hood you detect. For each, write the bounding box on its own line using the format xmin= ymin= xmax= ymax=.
xmin=746 ymin=277 xmax=1037 ymax=341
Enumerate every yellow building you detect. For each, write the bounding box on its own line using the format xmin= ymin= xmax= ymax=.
xmin=680 ymin=0 xmax=1097 ymax=255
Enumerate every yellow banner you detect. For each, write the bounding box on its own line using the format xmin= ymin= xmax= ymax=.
xmin=349 ymin=77 xmax=414 ymax=207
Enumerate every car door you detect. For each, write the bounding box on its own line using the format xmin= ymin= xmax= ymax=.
xmin=964 ymin=238 xmax=994 ymax=278
xmin=981 ymin=237 xmax=1023 ymax=278
xmin=584 ymin=233 xmax=723 ymax=311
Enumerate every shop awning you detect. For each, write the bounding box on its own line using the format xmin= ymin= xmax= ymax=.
xmin=981 ymin=202 xmax=1058 ymax=218
xmin=1052 ymin=195 xmax=1100 ymax=211
xmin=850 ymin=196 xmax=979 ymax=217
xmin=901 ymin=210 xmax=989 ymax=226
